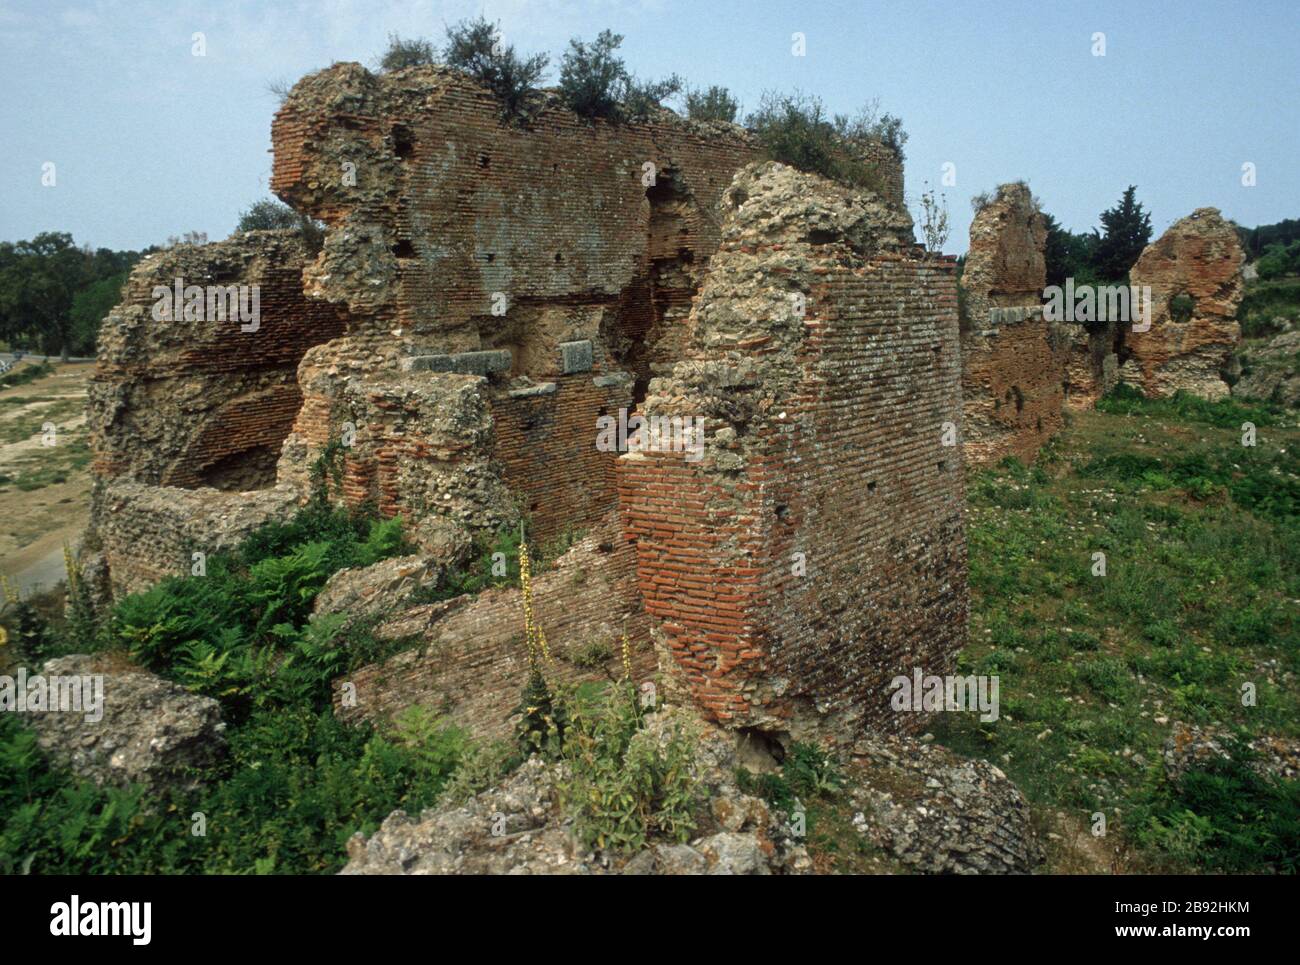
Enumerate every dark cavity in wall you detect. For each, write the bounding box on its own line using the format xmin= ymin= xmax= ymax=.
xmin=611 ymin=168 xmax=702 ymax=406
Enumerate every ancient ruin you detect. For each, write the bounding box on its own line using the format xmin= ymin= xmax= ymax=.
xmin=958 ymin=183 xmax=1066 ymax=465
xmin=81 ymin=61 xmax=1246 ymax=758
xmin=1121 ymin=208 xmax=1245 ymax=400
xmin=79 ymin=61 xmax=975 ymax=750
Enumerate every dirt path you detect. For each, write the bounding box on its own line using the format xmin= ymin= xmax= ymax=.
xmin=0 ymin=361 xmax=93 ymax=597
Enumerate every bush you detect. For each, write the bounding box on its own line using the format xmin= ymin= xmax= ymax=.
xmin=685 ymin=85 xmax=739 ymax=123
xmin=557 ymin=30 xmax=680 ymax=122
xmin=558 ymin=30 xmax=626 ymax=119
xmin=443 ymin=17 xmax=547 ymax=122
xmin=378 ymin=33 xmax=434 ymax=71
xmin=745 ymin=91 xmax=886 ymax=191
xmin=1255 ymin=240 xmax=1300 ymax=281
xmin=0 ymin=500 xmax=479 ymax=874
xmin=1135 ymin=736 xmax=1300 ymax=873
xmin=234 ymin=199 xmax=325 ymax=254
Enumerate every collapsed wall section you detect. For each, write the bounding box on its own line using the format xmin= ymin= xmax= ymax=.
xmin=618 ymin=163 xmax=965 ymax=742
xmin=958 ymin=183 xmax=1066 ymax=465
xmin=95 ymin=481 xmax=298 ymax=595
xmin=333 ymin=512 xmax=656 ymax=740
xmin=1122 ymin=208 xmax=1244 ymax=400
xmin=84 ymin=231 xmax=352 ymax=598
xmin=88 ymin=230 xmax=348 ymax=490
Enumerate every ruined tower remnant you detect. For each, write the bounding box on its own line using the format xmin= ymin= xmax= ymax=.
xmin=958 ymin=183 xmax=1065 ymax=465
xmin=619 ymin=163 xmax=967 ymax=739
xmin=1122 ymin=208 xmax=1244 ymax=400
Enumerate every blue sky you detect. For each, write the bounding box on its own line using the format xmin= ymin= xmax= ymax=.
xmin=1 ymin=0 xmax=1297 ymax=253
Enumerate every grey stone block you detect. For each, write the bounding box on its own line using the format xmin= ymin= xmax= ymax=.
xmin=559 ymin=340 xmax=593 ymax=374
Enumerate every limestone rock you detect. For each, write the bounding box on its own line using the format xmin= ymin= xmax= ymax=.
xmin=1163 ymin=723 xmax=1300 ymax=782
xmin=1232 ymin=329 xmax=1300 ymax=407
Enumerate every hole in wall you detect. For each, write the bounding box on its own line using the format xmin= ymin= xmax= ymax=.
xmin=736 ymin=728 xmax=787 ymax=772
xmin=392 ymin=124 xmax=414 ymax=159
xmin=775 ymin=504 xmax=789 ymax=521
xmin=392 ymin=240 xmax=416 ymax=259
xmin=868 ymin=481 xmax=877 ymax=493
xmin=478 ymin=153 xmax=491 ymax=168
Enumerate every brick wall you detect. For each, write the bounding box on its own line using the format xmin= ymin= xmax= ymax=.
xmin=88 ymin=232 xmax=347 ymax=490
xmin=617 ymin=164 xmax=965 ymax=743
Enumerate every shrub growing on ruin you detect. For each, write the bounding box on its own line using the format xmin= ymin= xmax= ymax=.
xmin=559 ymin=30 xmax=626 ymax=119
xmin=558 ymin=30 xmax=680 ymax=122
xmin=685 ymin=84 xmax=739 ymax=123
xmin=621 ymin=74 xmax=684 ymax=121
xmin=235 ymin=199 xmax=325 ymax=254
xmin=378 ymin=33 xmax=434 ymax=71
xmin=442 ymin=17 xmax=548 ymax=123
xmin=917 ymin=182 xmax=951 ymax=254
xmin=559 ymin=684 xmax=702 ymax=851
xmin=745 ymin=91 xmax=889 ymax=192
xmin=833 ymin=100 xmax=909 ymax=160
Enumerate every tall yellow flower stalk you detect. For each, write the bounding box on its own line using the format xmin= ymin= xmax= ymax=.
xmin=518 ymin=535 xmax=551 ymax=673
xmin=1 ymin=574 xmax=16 ymax=606
xmin=62 ymin=541 xmax=79 ymax=594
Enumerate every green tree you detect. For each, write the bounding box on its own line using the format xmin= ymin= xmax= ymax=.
xmin=1093 ymin=185 xmax=1152 ymax=281
xmin=558 ymin=30 xmax=627 ymax=119
xmin=1043 ymin=213 xmax=1101 ymax=287
xmin=68 ymin=272 xmax=128 ymax=355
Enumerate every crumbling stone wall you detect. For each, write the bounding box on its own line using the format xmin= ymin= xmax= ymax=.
xmin=269 ymin=63 xmax=763 ymax=542
xmin=1122 ymin=208 xmax=1244 ymax=400
xmin=333 ymin=512 xmax=656 ymax=740
xmin=95 ymin=480 xmax=298 ymax=594
xmin=85 ymin=231 xmax=351 ymax=597
xmin=618 ymin=163 xmax=966 ymax=741
xmin=88 ymin=230 xmax=347 ymax=490
xmin=958 ymin=183 xmax=1065 ymax=465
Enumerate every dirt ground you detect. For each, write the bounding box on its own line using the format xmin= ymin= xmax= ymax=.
xmin=0 ymin=361 xmax=94 ymax=595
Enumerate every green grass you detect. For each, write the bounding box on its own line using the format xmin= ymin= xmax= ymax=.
xmin=0 ymin=500 xmax=470 ymax=874
xmin=936 ymin=390 xmax=1300 ymax=873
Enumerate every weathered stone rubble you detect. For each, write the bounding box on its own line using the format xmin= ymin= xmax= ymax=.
xmin=846 ymin=734 xmax=1042 ymax=874
xmin=1123 ymin=208 xmax=1245 ymax=400
xmin=341 ymin=707 xmax=1040 ymax=875
xmin=341 ymin=708 xmax=810 ymax=875
xmin=1163 ymin=722 xmax=1300 ymax=782
xmin=1232 ymin=328 xmax=1300 ymax=407
xmin=25 ymin=654 xmax=226 ymax=794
